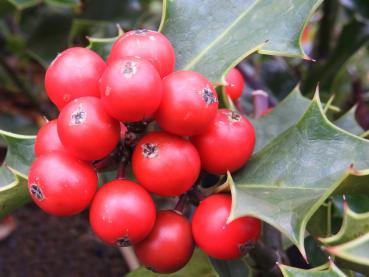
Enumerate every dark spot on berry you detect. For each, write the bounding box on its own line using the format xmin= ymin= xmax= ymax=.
xmin=122 ymin=61 xmax=137 ymax=78
xmin=201 ymin=87 xmax=217 ymax=105
xmin=226 ymin=111 xmax=241 ymax=122
xmin=239 ymin=241 xmax=255 ymax=255
xmin=141 ymin=143 xmax=159 ymax=158
xmin=135 ymin=29 xmax=149 ymax=35
xmin=71 ymin=106 xmax=86 ymax=125
xmin=30 ymin=184 xmax=44 ymax=201
xmin=115 ymin=236 xmax=131 ymax=247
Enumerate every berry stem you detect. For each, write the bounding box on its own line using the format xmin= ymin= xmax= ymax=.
xmin=93 ymin=151 xmax=119 ymax=171
xmin=116 ymin=156 xmax=128 ymax=179
xmin=187 ymin=186 xmax=206 ymax=206
xmin=125 ymin=121 xmax=150 ymax=134
xmin=118 ymin=246 xmax=140 ymax=272
xmin=174 ymin=194 xmax=188 ymax=214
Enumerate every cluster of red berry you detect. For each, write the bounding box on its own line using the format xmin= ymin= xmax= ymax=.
xmin=28 ymin=29 xmax=260 ymax=273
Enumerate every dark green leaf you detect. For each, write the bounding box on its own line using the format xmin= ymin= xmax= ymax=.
xmin=0 ymin=130 xmax=34 ymax=217
xmin=160 ymin=0 xmax=322 ymax=83
xmin=44 ymin=0 xmax=81 ymax=8
xmin=321 ymin=203 xmax=369 ymax=246
xmin=326 ymin=233 xmax=369 ymax=269
xmin=209 ymin=257 xmax=249 ymax=277
xmin=6 ymin=0 xmax=41 ymax=10
xmin=20 ymin=5 xmax=74 ymax=67
xmin=307 ymin=202 xmax=332 ymax=238
xmin=252 ymin=87 xmax=311 ymax=152
xmin=335 ymin=106 xmax=364 ymax=136
xmin=230 ymin=94 xmax=369 ymax=257
xmin=305 ymin=236 xmax=329 ymax=267
xmin=126 ymin=248 xmax=217 ymax=277
xmin=279 ymin=262 xmax=346 ymax=277
xmin=332 ymin=195 xmax=369 ymax=214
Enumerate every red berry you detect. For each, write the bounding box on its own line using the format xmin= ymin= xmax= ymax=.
xmin=132 ymin=131 xmax=201 ymax=197
xmin=108 ymin=29 xmax=175 ymax=78
xmin=45 ymin=47 xmax=106 ymax=110
xmin=100 ymin=57 xmax=163 ymax=123
xmin=155 ymin=71 xmax=218 ymax=136
xmin=89 ymin=179 xmax=156 ymax=246
xmin=57 ymin=96 xmax=120 ymax=161
xmin=135 ymin=211 xmax=194 ymax=273
xmin=224 ymin=68 xmax=244 ymax=100
xmin=28 ymin=152 xmax=98 ymax=216
xmin=34 ymin=120 xmax=68 ymax=157
xmin=192 ymin=194 xmax=261 ymax=260
xmin=191 ymin=109 xmax=255 ymax=174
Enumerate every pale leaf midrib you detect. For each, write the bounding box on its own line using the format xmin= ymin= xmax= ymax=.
xmin=235 ymin=184 xmax=326 ymax=191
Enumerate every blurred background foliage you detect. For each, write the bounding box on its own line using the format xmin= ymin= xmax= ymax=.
xmin=0 ymin=0 xmax=162 ymax=135
xmin=0 ymin=0 xmax=369 ymax=135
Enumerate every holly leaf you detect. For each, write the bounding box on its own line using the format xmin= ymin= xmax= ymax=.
xmin=321 ymin=201 xmax=369 ymax=273
xmin=334 ymin=105 xmax=363 ymax=136
xmin=160 ymin=0 xmax=322 ymax=84
xmin=320 ymin=199 xmax=369 ymax=246
xmin=6 ymin=0 xmax=41 ymax=10
xmin=229 ymin=93 xmax=369 ymax=257
xmin=209 ymin=257 xmax=250 ymax=277
xmin=0 ymin=130 xmax=34 ymax=218
xmin=326 ymin=233 xmax=369 ymax=269
xmin=279 ymin=262 xmax=346 ymax=277
xmin=126 ymin=248 xmax=217 ymax=277
xmin=251 ymin=87 xmax=310 ymax=152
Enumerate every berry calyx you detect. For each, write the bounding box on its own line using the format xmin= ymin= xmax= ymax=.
xmin=224 ymin=68 xmax=244 ymax=100
xmin=89 ymin=179 xmax=156 ymax=246
xmin=57 ymin=96 xmax=120 ymax=161
xmin=135 ymin=211 xmax=194 ymax=273
xmin=155 ymin=70 xmax=218 ymax=136
xmin=45 ymin=47 xmax=106 ymax=109
xmin=132 ymin=131 xmax=201 ymax=197
xmin=108 ymin=30 xmax=175 ymax=78
xmin=34 ymin=120 xmax=68 ymax=157
xmin=191 ymin=109 xmax=255 ymax=174
xmin=28 ymin=152 xmax=98 ymax=216
xmin=100 ymin=56 xmax=163 ymax=123
xmin=192 ymin=194 xmax=261 ymax=260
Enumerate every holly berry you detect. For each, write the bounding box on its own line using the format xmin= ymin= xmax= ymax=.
xmin=57 ymin=96 xmax=120 ymax=161
xmin=108 ymin=29 xmax=175 ymax=78
xmin=34 ymin=120 xmax=68 ymax=157
xmin=135 ymin=211 xmax=194 ymax=273
xmin=132 ymin=131 xmax=201 ymax=196
xmin=45 ymin=47 xmax=106 ymax=110
xmin=155 ymin=70 xmax=218 ymax=136
xmin=192 ymin=194 xmax=261 ymax=260
xmin=89 ymin=179 xmax=156 ymax=246
xmin=191 ymin=109 xmax=255 ymax=174
xmin=224 ymin=68 xmax=244 ymax=100
xmin=100 ymin=56 xmax=163 ymax=123
xmin=28 ymin=152 xmax=98 ymax=216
